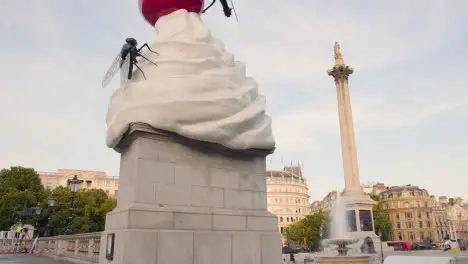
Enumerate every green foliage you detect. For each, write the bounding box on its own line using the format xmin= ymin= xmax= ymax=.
xmin=48 ymin=187 xmax=117 ymax=235
xmin=283 ymin=211 xmax=330 ymax=251
xmin=0 ymin=166 xmax=116 ymax=235
xmin=370 ymin=194 xmax=380 ymax=202
xmin=370 ymin=194 xmax=392 ymax=241
xmin=0 ymin=167 xmax=45 ymax=230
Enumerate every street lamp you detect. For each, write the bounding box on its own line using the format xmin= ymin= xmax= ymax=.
xmin=33 ymin=204 xmax=42 ymax=237
xmin=45 ymin=194 xmax=56 ymax=237
xmin=65 ymin=175 xmax=81 ymax=235
xmin=378 ymin=231 xmax=384 ymax=263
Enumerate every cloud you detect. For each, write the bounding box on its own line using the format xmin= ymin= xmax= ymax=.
xmin=1 ymin=0 xmax=468 ymax=201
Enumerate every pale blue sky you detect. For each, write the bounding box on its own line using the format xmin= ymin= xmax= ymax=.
xmin=1 ymin=0 xmax=467 ymax=201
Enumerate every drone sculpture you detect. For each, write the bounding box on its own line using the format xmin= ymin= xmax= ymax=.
xmin=203 ymin=0 xmax=238 ymax=20
xmin=139 ymin=0 xmax=237 ymax=26
xmin=101 ymin=38 xmax=158 ymax=88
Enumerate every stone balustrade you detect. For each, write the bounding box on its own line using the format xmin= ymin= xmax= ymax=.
xmin=35 ymin=232 xmax=101 ymax=264
xmin=0 ymin=238 xmax=16 ymax=253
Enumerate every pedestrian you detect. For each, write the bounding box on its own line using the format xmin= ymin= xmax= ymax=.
xmin=289 ymin=253 xmax=295 ymax=264
xmin=21 ymin=227 xmax=30 ymax=251
xmin=15 ymin=223 xmax=23 ymax=239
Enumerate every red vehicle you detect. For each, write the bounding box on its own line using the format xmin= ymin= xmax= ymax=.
xmin=387 ymin=241 xmax=411 ymax=251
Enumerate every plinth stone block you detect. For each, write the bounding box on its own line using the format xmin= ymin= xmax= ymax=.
xmin=100 ymin=123 xmax=281 ymax=264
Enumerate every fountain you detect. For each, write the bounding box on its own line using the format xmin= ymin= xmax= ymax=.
xmin=314 ymin=193 xmax=371 ymax=264
xmin=325 ymin=192 xmax=359 ymax=256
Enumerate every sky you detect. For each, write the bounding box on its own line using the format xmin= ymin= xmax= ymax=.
xmin=1 ymin=0 xmax=468 ymax=202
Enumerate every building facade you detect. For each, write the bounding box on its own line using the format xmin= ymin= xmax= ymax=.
xmin=446 ymin=198 xmax=468 ymax=239
xmin=431 ymin=196 xmax=456 ymax=243
xmin=39 ymin=169 xmax=119 ymax=198
xmin=266 ymin=166 xmax=310 ymax=234
xmin=380 ymin=185 xmax=436 ymax=242
xmin=310 ymin=191 xmax=338 ymax=215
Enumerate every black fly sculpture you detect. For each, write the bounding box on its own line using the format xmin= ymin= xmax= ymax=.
xmin=203 ymin=0 xmax=238 ymax=21
xmin=102 ymin=38 xmax=159 ymax=88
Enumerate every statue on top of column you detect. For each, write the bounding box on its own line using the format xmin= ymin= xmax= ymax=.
xmin=334 ymin=41 xmax=344 ymax=65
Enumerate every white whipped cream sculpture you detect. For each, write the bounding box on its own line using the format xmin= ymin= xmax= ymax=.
xmin=106 ymin=9 xmax=275 ymax=151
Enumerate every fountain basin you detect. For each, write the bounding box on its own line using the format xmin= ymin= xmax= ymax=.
xmin=323 ymin=238 xmax=360 ymax=256
xmin=316 ymin=256 xmax=370 ymax=264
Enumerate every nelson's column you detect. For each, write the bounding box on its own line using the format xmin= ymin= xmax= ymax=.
xmin=327 ymin=42 xmax=377 ymax=239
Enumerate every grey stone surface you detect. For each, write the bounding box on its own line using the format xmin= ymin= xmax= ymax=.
xmin=100 ymin=124 xmax=281 ymax=264
xmin=0 ymin=254 xmax=71 ymax=264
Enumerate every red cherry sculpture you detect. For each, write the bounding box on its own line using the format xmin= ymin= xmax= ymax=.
xmin=139 ymin=0 xmax=204 ymax=26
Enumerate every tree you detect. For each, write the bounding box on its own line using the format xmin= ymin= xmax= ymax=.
xmin=370 ymin=194 xmax=392 ymax=241
xmin=0 ymin=167 xmax=45 ymax=230
xmin=283 ymin=211 xmax=330 ymax=251
xmin=47 ymin=186 xmax=116 ymax=235
xmin=283 ymin=220 xmax=306 ymax=243
xmin=0 ymin=166 xmax=116 ymax=235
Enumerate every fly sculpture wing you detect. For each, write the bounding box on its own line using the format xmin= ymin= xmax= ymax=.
xmin=101 ymin=55 xmax=122 ymax=88
xmin=120 ymin=55 xmax=131 ymax=88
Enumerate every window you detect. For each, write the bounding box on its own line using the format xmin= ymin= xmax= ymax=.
xmin=419 ymin=221 xmax=423 ymax=228
xmin=409 ymin=232 xmax=415 ymax=241
xmin=406 ymin=222 xmax=413 ymax=228
xmin=420 ymin=232 xmax=425 ymax=240
xmin=396 ymin=213 xmax=400 ymax=220
xmin=280 ymin=217 xmax=283 ymax=222
xmin=428 ymin=231 xmax=434 ymax=240
xmin=427 ymin=221 xmax=431 ymax=228
xmin=397 ymin=222 xmax=401 ymax=229
xmin=426 ymin=212 xmax=430 ymax=218
xmin=398 ymin=232 xmax=403 ymax=240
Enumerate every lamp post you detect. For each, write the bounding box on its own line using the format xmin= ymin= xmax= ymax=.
xmin=65 ymin=175 xmax=81 ymax=235
xmin=33 ymin=204 xmax=42 ymax=237
xmin=378 ymin=231 xmax=384 ymax=263
xmin=45 ymin=195 xmax=56 ymax=237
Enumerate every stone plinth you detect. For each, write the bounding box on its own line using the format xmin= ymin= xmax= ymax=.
xmin=99 ymin=123 xmax=281 ymax=264
xmin=316 ymin=256 xmax=370 ymax=264
xmin=341 ymin=194 xmax=378 ymax=240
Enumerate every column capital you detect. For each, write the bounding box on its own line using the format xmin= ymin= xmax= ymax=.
xmin=327 ymin=65 xmax=354 ymax=81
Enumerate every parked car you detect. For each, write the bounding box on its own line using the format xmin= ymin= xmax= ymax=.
xmin=387 ymin=241 xmax=411 ymax=251
xmin=411 ymin=242 xmax=432 ymax=250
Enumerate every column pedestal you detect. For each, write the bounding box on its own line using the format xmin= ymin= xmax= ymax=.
xmin=341 ymin=194 xmax=378 ymax=240
xmin=99 ymin=123 xmax=281 ymax=264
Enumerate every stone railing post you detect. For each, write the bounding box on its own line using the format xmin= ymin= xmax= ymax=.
xmin=74 ymin=239 xmax=79 ymax=256
xmin=88 ymin=239 xmax=95 ymax=258
xmin=57 ymin=238 xmax=67 ymax=256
